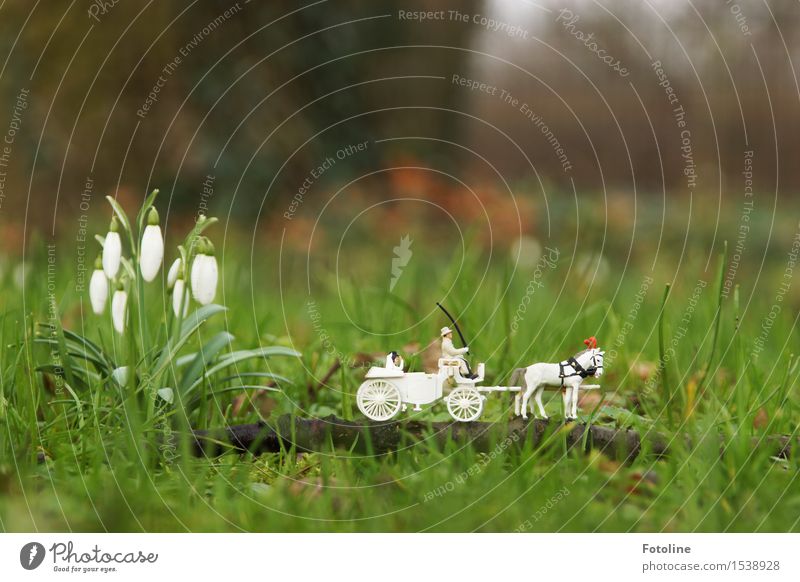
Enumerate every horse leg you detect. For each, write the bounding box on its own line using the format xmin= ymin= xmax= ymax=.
xmin=511 ymin=368 xmax=525 ymax=417
xmin=520 ymin=387 xmax=533 ymax=420
xmin=571 ymin=385 xmax=580 ymax=419
xmin=534 ymin=386 xmax=548 ymax=419
xmin=561 ymin=387 xmax=569 ymax=419
xmin=521 ymin=370 xmax=540 ymax=420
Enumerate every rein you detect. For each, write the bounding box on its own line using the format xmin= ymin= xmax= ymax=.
xmin=559 ymin=351 xmax=603 ymax=385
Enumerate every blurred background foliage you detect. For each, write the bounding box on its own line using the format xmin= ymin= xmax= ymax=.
xmin=1 ymin=0 xmax=799 ymax=320
xmin=0 ymin=0 xmax=797 ymax=228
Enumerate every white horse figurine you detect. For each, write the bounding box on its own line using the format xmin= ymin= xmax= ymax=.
xmin=511 ymin=340 xmax=604 ymax=421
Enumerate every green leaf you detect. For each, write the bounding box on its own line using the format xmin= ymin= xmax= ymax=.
xmin=62 ymin=352 xmax=107 ymax=374
xmin=35 ymin=365 xmax=90 ymax=392
xmin=34 ymin=333 xmax=113 ymax=376
xmin=216 ymin=372 xmax=292 ymax=384
xmin=188 ymin=216 xmax=218 ymax=240
xmin=152 ymin=304 xmax=227 ymax=378
xmin=135 ymin=188 xmax=160 ymax=232
xmin=178 ymin=331 xmax=235 ymax=394
xmin=62 ymin=327 xmax=114 ymax=373
xmin=174 ymin=353 xmax=198 ymax=368
xmin=50 ymin=314 xmax=77 ymax=392
xmin=62 ymin=328 xmax=106 ymax=361
xmin=187 ymin=384 xmax=281 ymax=407
xmin=217 ymin=346 xmax=300 ymax=363
xmin=184 ymin=346 xmax=298 ymax=396
xmin=61 ymin=381 xmax=86 ymax=428
xmin=596 ymin=405 xmax=651 ymax=430
xmin=105 ymin=195 xmax=133 ymax=236
xmin=119 ymin=256 xmax=136 ymax=281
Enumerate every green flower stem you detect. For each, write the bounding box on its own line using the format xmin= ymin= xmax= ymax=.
xmin=105 ymin=195 xmax=150 ymax=415
xmin=136 ymin=191 xmax=160 ymax=423
xmin=657 ymin=283 xmax=671 ymax=427
xmin=126 ymin=304 xmax=149 ymax=470
xmin=695 ymin=241 xmax=727 ymax=399
xmin=139 ymin=267 xmax=153 ymax=422
xmin=152 ymin=217 xmax=216 ymax=429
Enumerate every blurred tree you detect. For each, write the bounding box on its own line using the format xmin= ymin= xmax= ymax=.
xmin=0 ymin=0 xmax=798 ymax=236
xmin=0 ymin=0 xmax=478 ymax=230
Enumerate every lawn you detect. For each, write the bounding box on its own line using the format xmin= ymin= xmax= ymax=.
xmin=1 ymin=193 xmax=798 ymax=532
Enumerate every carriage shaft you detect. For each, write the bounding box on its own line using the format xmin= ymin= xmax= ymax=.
xmin=477 ymin=386 xmax=522 ymax=393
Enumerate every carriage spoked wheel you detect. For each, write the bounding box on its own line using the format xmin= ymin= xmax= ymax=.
xmin=357 ymin=380 xmax=402 ymax=421
xmin=447 ymin=386 xmax=484 ymax=422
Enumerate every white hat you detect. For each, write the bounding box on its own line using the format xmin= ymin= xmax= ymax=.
xmin=441 ymin=326 xmax=453 ymax=336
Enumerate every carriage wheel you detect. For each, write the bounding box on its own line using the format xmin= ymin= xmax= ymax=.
xmin=357 ymin=380 xmax=402 ymax=421
xmin=447 ymin=387 xmax=484 ymax=422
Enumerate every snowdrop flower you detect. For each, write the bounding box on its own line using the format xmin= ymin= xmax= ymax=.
xmin=89 ymin=255 xmax=108 ymax=315
xmin=190 ymin=237 xmax=218 ymax=305
xmin=139 ymin=207 xmax=164 ymax=282
xmin=102 ymin=216 xmax=122 ymax=279
xmin=172 ymin=277 xmax=189 ymax=317
xmin=111 ymin=282 xmax=128 ymax=334
xmin=166 ymin=257 xmax=181 ymax=290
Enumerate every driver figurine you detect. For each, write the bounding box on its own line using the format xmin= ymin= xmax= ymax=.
xmin=440 ymin=326 xmax=472 ymax=377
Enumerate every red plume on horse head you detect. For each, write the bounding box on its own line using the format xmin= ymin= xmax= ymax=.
xmin=584 ymin=336 xmax=598 ymax=349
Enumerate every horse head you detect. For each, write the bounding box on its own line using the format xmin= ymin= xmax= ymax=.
xmin=576 ymin=347 xmax=604 ymax=377
xmin=590 ymin=349 xmax=604 ymax=377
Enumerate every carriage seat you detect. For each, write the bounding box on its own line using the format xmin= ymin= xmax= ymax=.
xmin=437 ymin=359 xmax=485 ymax=383
xmin=365 ymin=366 xmax=404 ymax=379
xmin=438 ymin=358 xmax=462 ymax=369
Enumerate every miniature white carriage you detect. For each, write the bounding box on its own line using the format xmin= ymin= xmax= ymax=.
xmin=357 ymin=344 xmax=604 ymax=422
xmin=357 ymin=358 xmax=517 ymax=422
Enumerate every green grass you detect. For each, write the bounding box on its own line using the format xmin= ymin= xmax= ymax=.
xmin=1 ymin=216 xmax=799 ymax=532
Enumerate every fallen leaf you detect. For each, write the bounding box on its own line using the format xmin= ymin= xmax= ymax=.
xmin=635 ymin=361 xmax=657 ymax=381
xmin=578 ymin=391 xmax=602 ymax=410
xmin=349 ymin=352 xmax=376 ymax=368
xmin=625 ymin=470 xmax=658 ymax=496
xmin=402 ymin=341 xmax=421 ymax=354
xmin=422 ymin=340 xmax=441 ymax=372
xmin=231 ymin=389 xmax=278 ymax=418
xmin=753 ymin=407 xmax=769 ymax=429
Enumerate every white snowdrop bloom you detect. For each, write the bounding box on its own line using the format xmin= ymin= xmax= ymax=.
xmin=139 ymin=208 xmax=163 ymax=282
xmin=166 ymin=257 xmax=181 ymax=290
xmin=172 ymin=278 xmax=189 ymax=317
xmin=190 ymin=253 xmax=203 ymax=299
xmin=89 ymin=259 xmax=108 ymax=315
xmin=102 ymin=217 xmax=122 ymax=279
xmin=190 ymin=239 xmax=218 ymax=305
xmin=111 ymin=366 xmax=130 ymax=387
xmin=191 ymin=255 xmax=218 ymax=305
xmin=111 ymin=288 xmax=128 ymax=333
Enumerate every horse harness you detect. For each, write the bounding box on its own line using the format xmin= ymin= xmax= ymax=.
xmin=558 ymin=352 xmax=602 ymax=387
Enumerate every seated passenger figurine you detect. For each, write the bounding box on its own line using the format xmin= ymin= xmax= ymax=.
xmin=385 ymin=351 xmax=404 ymax=371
